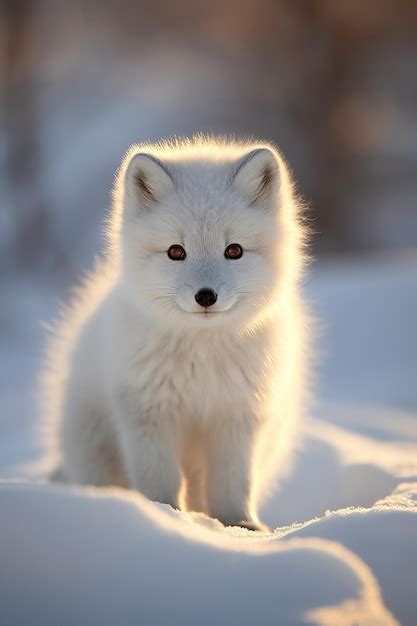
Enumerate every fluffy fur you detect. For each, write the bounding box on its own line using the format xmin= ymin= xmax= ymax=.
xmin=41 ymin=136 xmax=309 ymax=531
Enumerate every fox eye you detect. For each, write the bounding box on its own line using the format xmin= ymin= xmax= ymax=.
xmin=224 ymin=243 xmax=243 ymax=259
xmin=167 ymin=245 xmax=186 ymax=261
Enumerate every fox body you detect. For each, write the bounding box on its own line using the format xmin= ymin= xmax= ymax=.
xmin=42 ymin=137 xmax=308 ymax=530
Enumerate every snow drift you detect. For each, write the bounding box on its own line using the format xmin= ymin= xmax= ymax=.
xmin=1 ymin=253 xmax=417 ymax=625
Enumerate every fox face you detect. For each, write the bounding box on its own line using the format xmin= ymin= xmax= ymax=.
xmin=116 ymin=143 xmax=294 ymax=330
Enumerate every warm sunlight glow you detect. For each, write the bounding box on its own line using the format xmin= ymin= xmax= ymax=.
xmin=39 ymin=136 xmax=309 ymax=531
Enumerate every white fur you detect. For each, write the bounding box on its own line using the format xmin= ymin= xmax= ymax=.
xmin=41 ymin=136 xmax=309 ymax=530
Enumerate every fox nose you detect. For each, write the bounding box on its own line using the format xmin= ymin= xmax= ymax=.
xmin=195 ymin=288 xmax=217 ymax=308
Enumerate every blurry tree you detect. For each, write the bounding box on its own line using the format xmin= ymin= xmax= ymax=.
xmin=2 ymin=0 xmax=52 ymax=270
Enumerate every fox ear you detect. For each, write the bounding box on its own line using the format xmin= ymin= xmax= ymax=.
xmin=233 ymin=148 xmax=280 ymax=211
xmin=124 ymin=153 xmax=174 ymax=212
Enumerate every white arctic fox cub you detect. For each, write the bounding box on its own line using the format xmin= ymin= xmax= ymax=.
xmin=42 ymin=136 xmax=309 ymax=531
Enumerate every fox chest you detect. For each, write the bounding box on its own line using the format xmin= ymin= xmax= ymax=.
xmin=127 ymin=341 xmax=265 ymax=423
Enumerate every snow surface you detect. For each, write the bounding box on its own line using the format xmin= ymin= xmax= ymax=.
xmin=1 ymin=252 xmax=417 ymax=626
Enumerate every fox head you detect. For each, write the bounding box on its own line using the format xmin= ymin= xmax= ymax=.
xmin=111 ymin=138 xmax=302 ymax=332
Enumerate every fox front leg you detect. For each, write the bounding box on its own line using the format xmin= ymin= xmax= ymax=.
xmin=206 ymin=421 xmax=266 ymax=531
xmin=115 ymin=390 xmax=181 ymax=508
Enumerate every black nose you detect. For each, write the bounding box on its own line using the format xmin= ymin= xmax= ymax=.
xmin=195 ymin=288 xmax=217 ymax=308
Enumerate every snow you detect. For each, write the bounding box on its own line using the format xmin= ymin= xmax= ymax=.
xmin=1 ymin=253 xmax=417 ymax=626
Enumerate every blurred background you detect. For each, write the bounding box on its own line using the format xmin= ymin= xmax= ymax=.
xmin=2 ymin=0 xmax=417 ymax=276
xmin=1 ymin=0 xmax=417 ymax=472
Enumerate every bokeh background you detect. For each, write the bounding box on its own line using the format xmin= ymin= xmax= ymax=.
xmin=2 ymin=0 xmax=417 ymax=276
xmin=1 ymin=1 xmax=417 ymax=471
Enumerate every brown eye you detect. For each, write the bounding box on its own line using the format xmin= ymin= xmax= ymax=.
xmin=224 ymin=243 xmax=243 ymax=259
xmin=167 ymin=244 xmax=186 ymax=261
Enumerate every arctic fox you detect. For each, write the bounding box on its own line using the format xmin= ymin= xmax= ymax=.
xmin=42 ymin=137 xmax=308 ymax=531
